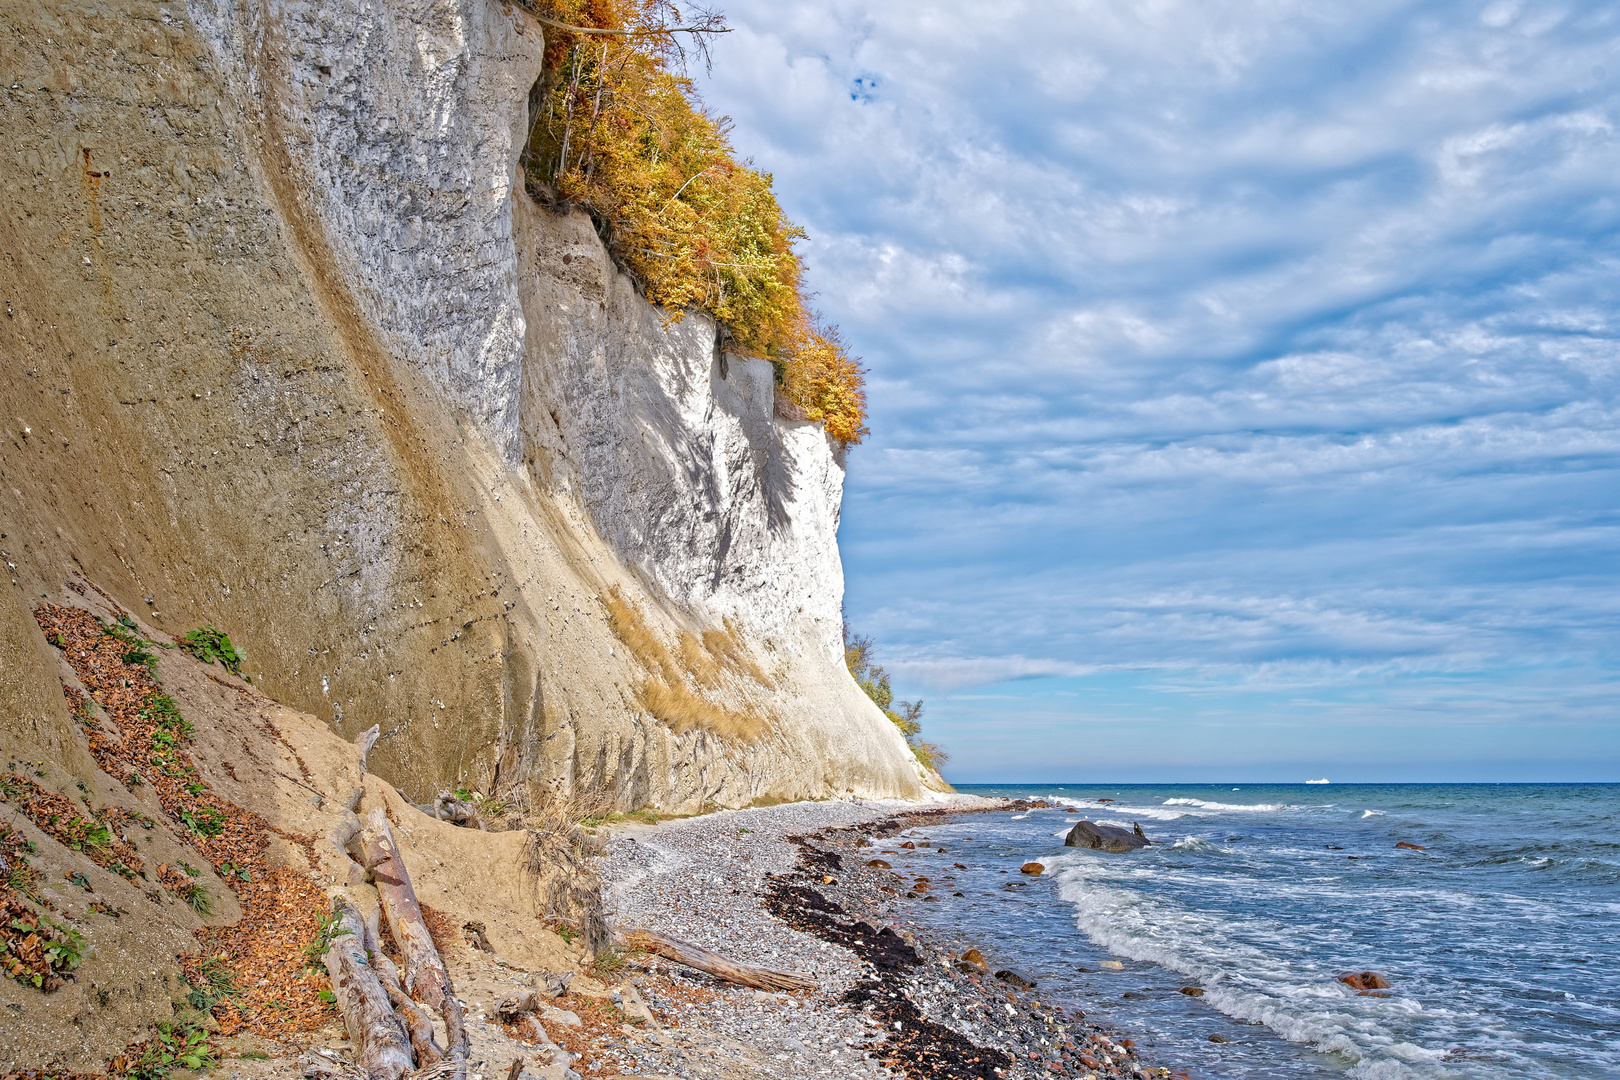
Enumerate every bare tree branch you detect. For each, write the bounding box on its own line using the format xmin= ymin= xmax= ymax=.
xmin=510 ymin=1 xmax=729 ymax=71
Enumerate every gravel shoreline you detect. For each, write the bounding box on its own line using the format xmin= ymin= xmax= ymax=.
xmin=595 ymin=798 xmax=1180 ymax=1080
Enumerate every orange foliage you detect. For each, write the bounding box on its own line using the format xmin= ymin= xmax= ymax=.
xmin=525 ymin=0 xmax=867 ymax=443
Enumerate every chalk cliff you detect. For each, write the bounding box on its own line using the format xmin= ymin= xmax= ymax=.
xmin=0 ymin=0 xmax=936 ymax=810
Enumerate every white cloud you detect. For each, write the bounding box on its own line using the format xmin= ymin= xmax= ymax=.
xmin=696 ymin=0 xmax=1620 ymax=772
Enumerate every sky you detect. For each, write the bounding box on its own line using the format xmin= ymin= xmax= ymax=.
xmin=693 ymin=0 xmax=1620 ymax=783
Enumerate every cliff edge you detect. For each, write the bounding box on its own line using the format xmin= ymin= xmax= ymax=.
xmin=0 ymin=0 xmax=940 ymax=811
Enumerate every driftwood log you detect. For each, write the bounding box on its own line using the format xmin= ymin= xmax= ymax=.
xmin=364 ymin=807 xmax=471 ymax=1065
xmin=626 ymin=928 xmax=816 ymax=991
xmin=354 ymin=725 xmax=380 ymax=772
xmin=412 ymin=792 xmax=485 ymax=830
xmin=321 ymin=899 xmax=415 ymax=1080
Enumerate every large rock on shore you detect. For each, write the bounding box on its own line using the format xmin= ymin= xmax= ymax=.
xmin=1064 ymin=820 xmax=1150 ymax=853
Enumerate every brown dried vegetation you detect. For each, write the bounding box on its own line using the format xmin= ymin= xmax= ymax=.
xmin=602 ymin=589 xmax=770 ymax=742
xmin=30 ymin=604 xmax=337 ymax=1045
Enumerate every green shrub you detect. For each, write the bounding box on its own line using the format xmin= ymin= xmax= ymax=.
xmin=843 ymin=624 xmax=948 ymax=773
xmin=178 ymin=625 xmax=242 ymax=674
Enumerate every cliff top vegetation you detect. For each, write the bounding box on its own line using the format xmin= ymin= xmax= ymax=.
xmin=844 ymin=624 xmax=947 ymax=772
xmin=517 ymin=0 xmax=868 ymax=444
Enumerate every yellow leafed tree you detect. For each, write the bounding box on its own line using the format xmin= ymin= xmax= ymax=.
xmin=520 ymin=0 xmax=868 ymax=443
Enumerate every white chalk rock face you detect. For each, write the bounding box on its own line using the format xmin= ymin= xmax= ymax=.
xmin=185 ymin=0 xmax=934 ymax=805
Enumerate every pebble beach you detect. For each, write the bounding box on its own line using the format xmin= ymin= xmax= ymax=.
xmin=593 ymin=797 xmax=1171 ymax=1080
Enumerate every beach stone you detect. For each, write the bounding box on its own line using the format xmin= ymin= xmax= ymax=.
xmin=540 ymin=1004 xmax=583 ymax=1027
xmin=900 ymin=841 xmax=917 ymax=849
xmin=994 ymin=969 xmax=1037 ymax=989
xmin=613 ymin=983 xmax=657 ymax=1026
xmin=1208 ymin=1033 xmax=1229 ymax=1043
xmin=1338 ymin=971 xmax=1391 ymax=990
xmin=1395 ymin=841 xmax=1425 ymax=850
xmin=1179 ymin=987 xmax=1204 ymax=997
xmin=959 ymin=949 xmax=989 ymax=971
xmin=866 ymin=858 xmax=891 ymax=868
xmin=1020 ymin=862 xmax=1045 ymax=875
xmin=1064 ymin=820 xmax=1149 ymax=853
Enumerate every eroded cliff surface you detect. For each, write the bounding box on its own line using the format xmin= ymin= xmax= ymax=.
xmin=0 ymin=0 xmax=934 ymax=811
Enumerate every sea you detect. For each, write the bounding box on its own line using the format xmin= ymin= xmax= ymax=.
xmin=893 ymin=783 xmax=1619 ymax=1080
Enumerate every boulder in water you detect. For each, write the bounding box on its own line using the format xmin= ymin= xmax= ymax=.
xmin=1338 ymin=970 xmax=1391 ymax=990
xmin=1064 ymin=819 xmax=1150 ymax=852
xmin=994 ymin=968 xmax=1036 ymax=989
xmin=1395 ymin=841 xmax=1425 ymax=850
xmin=1020 ymin=861 xmax=1046 ymax=875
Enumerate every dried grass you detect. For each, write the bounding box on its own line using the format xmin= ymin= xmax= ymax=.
xmin=603 ymin=589 xmax=771 ymax=743
xmin=677 ymin=632 xmax=721 ymax=689
xmin=636 ymin=679 xmax=765 ymax=742
xmin=520 ymin=793 xmax=610 ymax=956
xmin=706 ymin=619 xmax=774 ymax=689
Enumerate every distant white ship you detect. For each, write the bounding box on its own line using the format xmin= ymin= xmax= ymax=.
xmin=1306 ymin=778 xmax=1330 ymax=784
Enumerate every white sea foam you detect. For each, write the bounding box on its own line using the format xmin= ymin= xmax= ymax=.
xmin=1362 ymin=810 xmax=1385 ymax=818
xmin=1049 ymin=797 xmax=1194 ymax=821
xmin=1170 ymin=836 xmax=1217 ymax=851
xmin=1052 ymin=863 xmax=1438 ymax=1079
xmin=1162 ymin=797 xmax=1290 ymax=812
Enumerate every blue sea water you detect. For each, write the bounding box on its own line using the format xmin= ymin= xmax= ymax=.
xmin=891 ymin=784 xmax=1619 ymax=1079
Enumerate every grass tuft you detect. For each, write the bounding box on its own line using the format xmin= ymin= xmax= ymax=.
xmin=603 ymin=588 xmax=770 ymax=742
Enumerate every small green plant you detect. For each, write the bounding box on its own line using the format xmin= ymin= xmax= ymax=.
xmin=138 ymin=693 xmax=193 ymax=738
xmin=6 ymin=866 xmax=41 ymax=901
xmin=163 ymin=877 xmax=213 ymax=917
xmin=60 ymin=817 xmax=113 ymax=855
xmin=129 ymin=1021 xmax=217 ymax=1079
xmin=41 ymin=920 xmax=85 ymax=974
xmin=178 ymin=807 xmax=226 ymax=839
xmin=302 ymin=905 xmax=352 ymax=973
xmin=589 ymin=944 xmax=627 ymax=982
xmin=178 ymin=625 xmax=242 ymax=675
xmin=185 ymin=954 xmax=237 ymax=1011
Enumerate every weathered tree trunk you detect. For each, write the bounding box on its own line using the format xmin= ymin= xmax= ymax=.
xmin=363 ymin=808 xmax=471 ymax=1064
xmin=322 ymin=899 xmax=415 ymax=1080
xmin=625 ymin=928 xmax=816 ymax=991
xmin=385 ymin=978 xmax=447 ymax=1067
xmin=366 ymin=944 xmax=446 ymax=1068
